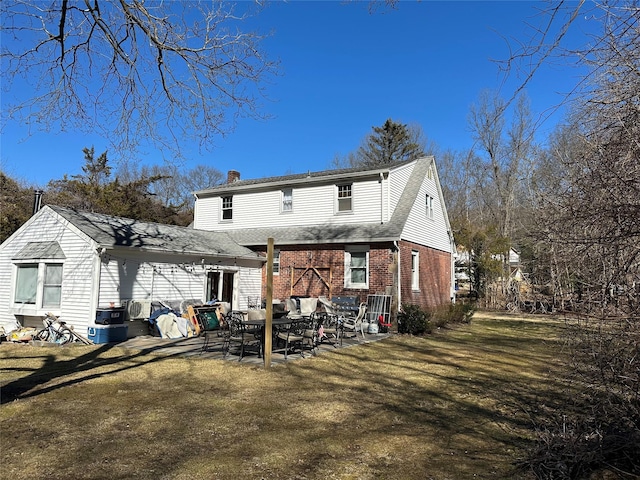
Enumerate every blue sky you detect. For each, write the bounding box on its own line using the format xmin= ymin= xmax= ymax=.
xmin=1 ymin=1 xmax=592 ymax=187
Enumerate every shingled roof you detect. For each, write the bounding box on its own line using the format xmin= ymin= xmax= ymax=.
xmin=47 ymin=205 xmax=262 ymax=260
xmin=194 ymin=158 xmax=418 ymax=196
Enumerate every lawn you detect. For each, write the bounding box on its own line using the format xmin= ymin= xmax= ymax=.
xmin=0 ymin=311 xmax=570 ymax=479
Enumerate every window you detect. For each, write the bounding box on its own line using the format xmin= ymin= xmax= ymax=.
xmin=222 ymin=196 xmax=233 ymax=220
xmin=426 ymin=194 xmax=434 ymax=219
xmin=282 ymin=189 xmax=292 ymax=212
xmin=273 ymin=249 xmax=280 ymax=275
xmin=43 ymin=264 xmax=63 ymax=307
xmin=411 ymin=251 xmax=420 ymax=291
xmin=14 ymin=263 xmax=63 ymax=308
xmin=337 ymin=184 xmax=352 ymax=212
xmin=344 ymin=246 xmax=369 ymax=289
xmin=14 ymin=264 xmax=38 ymax=304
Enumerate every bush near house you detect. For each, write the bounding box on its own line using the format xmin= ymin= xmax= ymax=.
xmin=397 ymin=303 xmax=433 ymax=335
xmin=398 ymin=302 xmax=476 ymax=335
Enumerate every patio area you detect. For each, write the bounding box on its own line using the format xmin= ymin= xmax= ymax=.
xmin=115 ymin=327 xmax=393 ymax=365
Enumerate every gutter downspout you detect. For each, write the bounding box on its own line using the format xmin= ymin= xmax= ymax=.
xmin=393 ymin=240 xmax=401 ymax=320
xmin=380 ymin=172 xmax=384 ymax=224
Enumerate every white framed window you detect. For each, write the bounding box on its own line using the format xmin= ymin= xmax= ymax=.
xmin=344 ymin=246 xmax=369 ymax=289
xmin=337 ymin=183 xmax=352 ymax=213
xmin=14 ymin=264 xmax=38 ymax=304
xmin=411 ymin=251 xmax=420 ymax=291
xmin=273 ymin=249 xmax=280 ymax=275
xmin=221 ymin=196 xmax=233 ymax=220
xmin=281 ymin=189 xmax=292 ymax=213
xmin=43 ymin=264 xmax=63 ymax=307
xmin=14 ymin=262 xmax=63 ymax=308
xmin=426 ymin=194 xmax=434 ymax=220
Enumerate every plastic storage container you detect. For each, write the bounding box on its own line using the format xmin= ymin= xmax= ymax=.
xmin=95 ymin=307 xmax=126 ymax=325
xmin=88 ymin=324 xmax=128 ymax=344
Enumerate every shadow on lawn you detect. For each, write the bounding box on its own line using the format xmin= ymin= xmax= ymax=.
xmin=0 ymin=342 xmax=201 ymax=404
xmin=281 ymin=316 xmax=573 ymax=475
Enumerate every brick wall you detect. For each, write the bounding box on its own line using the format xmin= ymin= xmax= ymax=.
xmin=256 ymin=243 xmax=395 ymax=304
xmin=255 ymin=241 xmax=452 ymax=311
xmin=399 ymin=240 xmax=452 ymax=309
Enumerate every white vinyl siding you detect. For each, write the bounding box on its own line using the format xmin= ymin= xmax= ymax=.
xmin=401 ymin=171 xmax=453 ymax=253
xmin=0 ymin=209 xmax=95 ymax=333
xmin=195 ymin=179 xmax=384 ymax=231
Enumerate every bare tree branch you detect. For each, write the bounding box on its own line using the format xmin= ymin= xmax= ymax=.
xmin=1 ymin=1 xmax=278 ymax=160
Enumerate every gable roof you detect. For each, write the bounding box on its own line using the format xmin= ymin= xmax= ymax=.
xmin=214 ymin=156 xmax=440 ymax=246
xmin=46 ymin=205 xmax=262 ymax=260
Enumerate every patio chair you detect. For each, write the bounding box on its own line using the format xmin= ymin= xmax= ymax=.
xmin=313 ymin=311 xmax=338 ymax=348
xmin=201 ymin=302 xmax=230 ymax=353
xmin=224 ymin=311 xmax=262 ymax=361
xmin=340 ymin=302 xmax=367 ymax=344
xmin=277 ymin=317 xmax=317 ymax=359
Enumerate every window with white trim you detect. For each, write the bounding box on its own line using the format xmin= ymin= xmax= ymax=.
xmin=337 ymin=183 xmax=352 ymax=212
xmin=222 ymin=196 xmax=233 ymax=220
xmin=14 ymin=262 xmax=63 ymax=308
xmin=344 ymin=246 xmax=369 ymax=289
xmin=273 ymin=249 xmax=280 ymax=275
xmin=282 ymin=188 xmax=292 ymax=213
xmin=426 ymin=194 xmax=434 ymax=219
xmin=411 ymin=251 xmax=420 ymax=291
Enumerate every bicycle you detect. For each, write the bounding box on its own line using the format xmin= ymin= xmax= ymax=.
xmin=35 ymin=312 xmax=74 ymax=345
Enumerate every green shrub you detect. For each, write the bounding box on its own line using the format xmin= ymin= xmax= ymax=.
xmin=448 ymin=302 xmax=476 ymax=324
xmin=424 ymin=302 xmax=476 ymax=330
xmin=397 ymin=304 xmax=432 ymax=335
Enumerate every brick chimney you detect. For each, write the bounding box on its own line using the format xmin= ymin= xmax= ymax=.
xmin=227 ymin=170 xmax=240 ymax=184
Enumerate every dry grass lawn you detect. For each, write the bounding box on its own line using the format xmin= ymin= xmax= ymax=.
xmin=0 ymin=311 xmax=570 ymax=479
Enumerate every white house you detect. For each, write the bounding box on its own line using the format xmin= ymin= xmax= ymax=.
xmin=192 ymin=156 xmax=457 ymax=319
xmin=0 ymin=205 xmax=264 ymax=337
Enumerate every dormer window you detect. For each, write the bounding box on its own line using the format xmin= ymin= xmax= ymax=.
xmin=337 ymin=183 xmax=352 ymax=213
xmin=222 ymin=196 xmax=233 ymax=220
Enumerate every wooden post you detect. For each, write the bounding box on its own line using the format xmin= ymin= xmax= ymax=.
xmin=264 ymin=238 xmax=274 ymax=368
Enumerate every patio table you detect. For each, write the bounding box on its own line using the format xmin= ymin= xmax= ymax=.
xmin=243 ymin=316 xmax=293 ymax=355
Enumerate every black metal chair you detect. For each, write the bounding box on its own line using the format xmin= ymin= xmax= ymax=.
xmin=313 ymin=311 xmax=339 ymax=348
xmin=201 ymin=303 xmax=229 ymax=353
xmin=223 ymin=311 xmax=262 ymax=361
xmin=277 ymin=317 xmax=317 ymax=359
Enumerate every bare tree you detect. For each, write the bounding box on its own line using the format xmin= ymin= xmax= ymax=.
xmin=130 ymin=163 xmax=224 ymax=214
xmin=467 ymin=91 xmax=537 ymax=241
xmin=517 ymin=3 xmax=640 ymax=477
xmin=1 ymin=1 xmax=278 ymax=159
